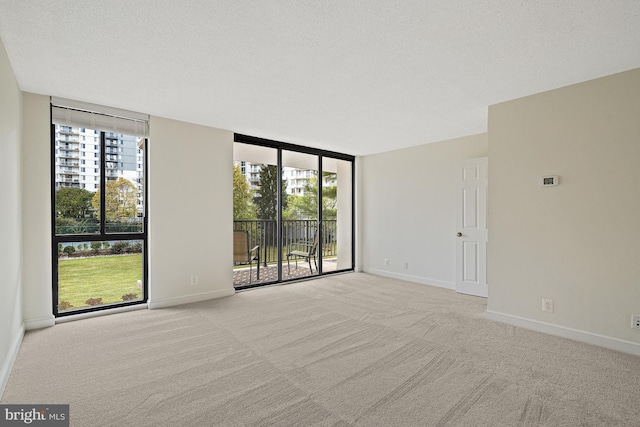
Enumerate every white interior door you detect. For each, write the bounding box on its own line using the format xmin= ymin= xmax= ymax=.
xmin=456 ymin=157 xmax=488 ymax=297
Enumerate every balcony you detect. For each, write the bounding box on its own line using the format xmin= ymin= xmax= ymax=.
xmin=57 ymin=128 xmax=78 ymax=136
xmin=59 ymin=143 xmax=79 ymax=150
xmin=233 ymin=219 xmax=339 ymax=288
xmin=59 ymin=177 xmax=80 ymax=183
xmin=58 ymin=160 xmax=79 ymax=167
xmin=59 ymin=182 xmax=81 ymax=189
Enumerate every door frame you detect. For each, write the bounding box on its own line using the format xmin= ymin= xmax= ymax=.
xmin=233 ymin=134 xmax=355 ymax=290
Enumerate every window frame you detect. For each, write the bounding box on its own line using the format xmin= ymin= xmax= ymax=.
xmin=51 ymin=115 xmax=149 ymax=317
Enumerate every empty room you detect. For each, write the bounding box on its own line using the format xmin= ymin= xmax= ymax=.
xmin=1 ymin=2 xmax=640 ymax=426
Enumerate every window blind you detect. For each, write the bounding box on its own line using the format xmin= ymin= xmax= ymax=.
xmin=51 ymin=97 xmax=149 ymax=137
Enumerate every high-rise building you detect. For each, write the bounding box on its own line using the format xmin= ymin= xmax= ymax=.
xmin=236 ymin=161 xmax=332 ymax=196
xmin=54 ymin=125 xmax=144 ymax=214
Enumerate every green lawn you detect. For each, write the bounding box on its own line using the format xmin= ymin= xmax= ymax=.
xmin=58 ymin=254 xmax=142 ymax=311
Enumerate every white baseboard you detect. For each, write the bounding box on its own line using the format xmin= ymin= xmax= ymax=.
xmin=364 ymin=268 xmax=455 ymax=290
xmin=486 ymin=310 xmax=640 ymax=357
xmin=0 ymin=323 xmax=25 ymax=399
xmin=148 ymin=287 xmax=235 ymax=309
xmin=24 ymin=315 xmax=55 ymax=330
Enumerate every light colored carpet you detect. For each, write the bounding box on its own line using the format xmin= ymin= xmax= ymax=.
xmin=3 ymin=273 xmax=640 ymax=426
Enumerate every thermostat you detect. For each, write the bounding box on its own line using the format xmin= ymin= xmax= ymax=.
xmin=540 ymin=176 xmax=559 ymax=187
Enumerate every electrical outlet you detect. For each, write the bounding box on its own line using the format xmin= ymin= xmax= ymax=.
xmin=190 ymin=275 xmax=199 ymax=286
xmin=542 ymin=298 xmax=554 ymax=313
xmin=631 ymin=315 xmax=640 ymax=330
xmin=384 ymin=259 xmax=389 ymax=266
xmin=403 ymin=262 xmax=409 ymax=270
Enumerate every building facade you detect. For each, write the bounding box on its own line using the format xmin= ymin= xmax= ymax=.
xmin=54 ymin=125 xmax=144 ymax=214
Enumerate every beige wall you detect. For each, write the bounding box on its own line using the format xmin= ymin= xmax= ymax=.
xmin=21 ymin=93 xmax=54 ymax=329
xmin=488 ymin=68 xmax=640 ymax=350
xmin=148 ymin=116 xmax=235 ymax=307
xmin=0 ymin=37 xmax=23 ymax=396
xmin=359 ymin=133 xmax=488 ymax=287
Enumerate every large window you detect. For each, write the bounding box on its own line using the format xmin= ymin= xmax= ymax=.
xmin=51 ymin=98 xmax=149 ymax=316
xmin=233 ymin=135 xmax=354 ymax=289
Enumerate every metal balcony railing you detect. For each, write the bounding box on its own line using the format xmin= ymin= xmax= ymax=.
xmin=233 ymin=219 xmax=337 ymax=266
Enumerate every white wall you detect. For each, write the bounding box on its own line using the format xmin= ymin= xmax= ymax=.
xmin=336 ymin=159 xmax=352 ymax=270
xmin=21 ymin=93 xmax=54 ymax=330
xmin=487 ymin=68 xmax=640 ymax=354
xmin=148 ymin=116 xmax=235 ymax=308
xmin=360 ymin=134 xmax=488 ymax=288
xmin=0 ymin=37 xmax=24 ymax=397
xmin=15 ymin=108 xmax=236 ymax=320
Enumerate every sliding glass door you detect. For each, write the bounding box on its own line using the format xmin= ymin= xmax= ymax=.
xmin=232 ymin=135 xmax=354 ymax=290
xmin=281 ymin=150 xmax=319 ymax=280
xmin=232 ymin=144 xmax=278 ymax=286
xmin=323 ymin=157 xmax=353 ymax=272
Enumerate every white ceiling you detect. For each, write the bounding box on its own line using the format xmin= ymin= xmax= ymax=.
xmin=1 ymin=1 xmax=639 ymax=156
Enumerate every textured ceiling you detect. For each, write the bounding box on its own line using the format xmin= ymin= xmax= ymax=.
xmin=1 ymin=1 xmax=639 ymax=156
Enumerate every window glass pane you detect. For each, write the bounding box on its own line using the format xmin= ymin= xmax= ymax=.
xmin=282 ymin=150 xmax=319 ymax=280
xmin=57 ymin=239 xmax=144 ymax=312
xmin=105 ymin=134 xmax=145 ymax=233
xmin=323 ymin=158 xmax=352 ymax=271
xmin=54 ymin=125 xmax=100 ymax=235
xmin=232 ymin=143 xmax=277 ymax=287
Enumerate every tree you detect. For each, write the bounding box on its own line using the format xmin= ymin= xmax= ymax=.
xmin=254 ymin=164 xmax=288 ymax=220
xmin=233 ymin=164 xmax=256 ymax=220
xmin=91 ymin=178 xmax=138 ymax=221
xmin=284 ymin=172 xmax=337 ymax=220
xmin=321 ymin=172 xmax=338 ymax=219
xmin=55 ymin=187 xmax=94 ymax=218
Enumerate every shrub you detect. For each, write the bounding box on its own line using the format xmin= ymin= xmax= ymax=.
xmin=63 ymin=245 xmax=76 ymax=255
xmin=91 ymin=241 xmax=102 ymax=253
xmin=122 ymin=293 xmax=138 ymax=301
xmin=85 ymin=297 xmax=103 ymax=306
xmin=111 ymin=241 xmax=130 ymax=254
xmin=129 ymin=242 xmax=143 ymax=253
xmin=58 ymin=301 xmax=74 ymax=311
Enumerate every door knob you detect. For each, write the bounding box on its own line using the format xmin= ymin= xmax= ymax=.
xmin=456 ymin=232 xmax=462 ymax=237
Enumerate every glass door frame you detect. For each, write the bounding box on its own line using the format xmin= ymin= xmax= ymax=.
xmin=234 ymin=133 xmax=355 ymax=290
